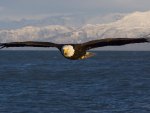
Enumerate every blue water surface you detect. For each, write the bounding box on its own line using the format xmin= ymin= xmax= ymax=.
xmin=0 ymin=51 xmax=150 ymax=113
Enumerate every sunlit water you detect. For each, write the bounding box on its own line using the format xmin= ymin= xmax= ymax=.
xmin=0 ymin=51 xmax=150 ymax=113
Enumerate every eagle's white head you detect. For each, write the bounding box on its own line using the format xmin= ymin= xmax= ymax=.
xmin=61 ymin=45 xmax=75 ymax=57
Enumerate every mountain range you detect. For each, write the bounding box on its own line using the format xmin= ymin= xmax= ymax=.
xmin=0 ymin=11 xmax=150 ymax=50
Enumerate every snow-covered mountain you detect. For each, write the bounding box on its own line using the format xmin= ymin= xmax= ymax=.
xmin=74 ymin=11 xmax=150 ymax=42
xmin=0 ymin=11 xmax=150 ymax=44
xmin=0 ymin=13 xmax=125 ymax=29
xmin=0 ymin=25 xmax=74 ymax=43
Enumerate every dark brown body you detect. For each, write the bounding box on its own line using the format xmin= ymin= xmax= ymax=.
xmin=59 ymin=44 xmax=87 ymax=60
xmin=0 ymin=37 xmax=149 ymax=60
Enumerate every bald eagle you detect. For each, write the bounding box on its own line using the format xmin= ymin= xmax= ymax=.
xmin=0 ymin=37 xmax=150 ymax=60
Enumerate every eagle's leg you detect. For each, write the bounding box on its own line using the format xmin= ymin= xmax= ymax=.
xmin=79 ymin=52 xmax=95 ymax=59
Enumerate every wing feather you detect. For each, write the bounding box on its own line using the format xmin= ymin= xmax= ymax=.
xmin=0 ymin=41 xmax=60 ymax=49
xmin=82 ymin=38 xmax=149 ymax=50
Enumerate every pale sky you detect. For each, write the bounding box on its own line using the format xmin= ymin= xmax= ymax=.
xmin=0 ymin=0 xmax=150 ymax=17
xmin=0 ymin=0 xmax=150 ymax=50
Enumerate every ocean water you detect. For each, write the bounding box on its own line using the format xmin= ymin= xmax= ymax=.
xmin=0 ymin=51 xmax=150 ymax=113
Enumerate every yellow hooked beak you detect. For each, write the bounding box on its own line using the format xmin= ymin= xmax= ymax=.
xmin=63 ymin=49 xmax=68 ymax=56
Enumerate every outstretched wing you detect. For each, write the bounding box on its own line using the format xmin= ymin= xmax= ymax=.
xmin=0 ymin=41 xmax=60 ymax=49
xmin=82 ymin=38 xmax=149 ymax=50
